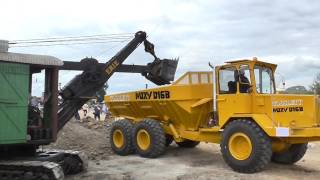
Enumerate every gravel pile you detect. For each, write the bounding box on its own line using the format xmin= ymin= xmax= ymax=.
xmin=46 ymin=119 xmax=113 ymax=160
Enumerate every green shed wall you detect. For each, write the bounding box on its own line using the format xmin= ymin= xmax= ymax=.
xmin=0 ymin=62 xmax=29 ymax=144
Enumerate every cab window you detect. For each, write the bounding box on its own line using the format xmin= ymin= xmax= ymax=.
xmin=254 ymin=65 xmax=275 ymax=94
xmin=219 ymin=66 xmax=237 ymax=94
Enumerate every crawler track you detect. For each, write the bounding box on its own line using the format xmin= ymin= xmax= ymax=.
xmin=0 ymin=161 xmax=63 ymax=180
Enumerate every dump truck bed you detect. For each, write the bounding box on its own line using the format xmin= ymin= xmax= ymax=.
xmin=105 ymin=72 xmax=214 ymax=131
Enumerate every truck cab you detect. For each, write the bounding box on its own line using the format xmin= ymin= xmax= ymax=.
xmin=216 ymin=58 xmax=320 ymax=142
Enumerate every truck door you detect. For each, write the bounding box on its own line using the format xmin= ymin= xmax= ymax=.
xmin=217 ymin=65 xmax=252 ymax=126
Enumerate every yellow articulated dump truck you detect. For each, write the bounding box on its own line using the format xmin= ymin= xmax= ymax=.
xmin=104 ymin=58 xmax=320 ymax=173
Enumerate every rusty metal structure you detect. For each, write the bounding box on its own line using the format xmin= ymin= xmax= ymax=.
xmin=0 ymin=31 xmax=177 ymax=179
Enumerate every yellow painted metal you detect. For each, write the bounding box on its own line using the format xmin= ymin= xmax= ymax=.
xmin=169 ymin=123 xmax=180 ymax=139
xmin=228 ymin=133 xmax=252 ymax=160
xmin=105 ymin=58 xmax=320 ymax=145
xmin=137 ymin=129 xmax=151 ymax=150
xmin=180 ymin=130 xmax=221 ymax=143
xmin=281 ymin=137 xmax=320 ymax=143
xmin=271 ymin=140 xmax=289 ymax=153
xmin=105 ymin=71 xmax=214 ymax=133
xmin=113 ymin=129 xmax=124 ymax=148
xmin=316 ymin=97 xmax=320 ymax=125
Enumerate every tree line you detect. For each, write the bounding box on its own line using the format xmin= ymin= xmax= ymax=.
xmin=284 ymin=73 xmax=320 ymax=95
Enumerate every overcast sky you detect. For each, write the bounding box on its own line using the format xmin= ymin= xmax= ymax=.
xmin=1 ymin=0 xmax=320 ymax=96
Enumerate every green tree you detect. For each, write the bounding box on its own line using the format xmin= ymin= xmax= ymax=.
xmin=310 ymin=73 xmax=320 ymax=95
xmin=285 ymin=86 xmax=310 ymax=94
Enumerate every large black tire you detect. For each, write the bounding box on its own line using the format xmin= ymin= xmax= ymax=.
xmin=133 ymin=119 xmax=166 ymax=158
xmin=110 ymin=119 xmax=134 ymax=156
xmin=176 ymin=140 xmax=200 ymax=148
xmin=271 ymin=143 xmax=308 ymax=164
xmin=220 ymin=120 xmax=272 ymax=173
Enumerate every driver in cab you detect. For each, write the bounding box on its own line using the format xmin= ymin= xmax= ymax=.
xmin=239 ymin=69 xmax=251 ymax=93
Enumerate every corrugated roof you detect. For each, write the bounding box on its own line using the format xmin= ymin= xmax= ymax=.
xmin=0 ymin=52 xmax=63 ymax=66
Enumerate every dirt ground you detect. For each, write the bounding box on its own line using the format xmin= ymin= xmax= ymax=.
xmin=47 ymin=117 xmax=113 ymax=161
xmin=47 ymin=119 xmax=320 ymax=180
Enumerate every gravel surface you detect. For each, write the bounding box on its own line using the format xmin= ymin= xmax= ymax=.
xmin=70 ymin=142 xmax=320 ymax=180
xmin=46 ymin=119 xmax=320 ymax=180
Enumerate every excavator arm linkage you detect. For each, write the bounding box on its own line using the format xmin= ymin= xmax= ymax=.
xmin=57 ymin=31 xmax=177 ymax=130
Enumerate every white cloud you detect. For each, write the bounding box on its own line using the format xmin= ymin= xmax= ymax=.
xmin=1 ymin=0 xmax=320 ymax=96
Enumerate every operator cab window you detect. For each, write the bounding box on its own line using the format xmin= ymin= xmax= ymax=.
xmin=254 ymin=65 xmax=275 ymax=94
xmin=219 ymin=66 xmax=237 ymax=94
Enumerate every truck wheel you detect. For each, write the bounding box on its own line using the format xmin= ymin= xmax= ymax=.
xmin=133 ymin=119 xmax=166 ymax=158
xmin=220 ymin=120 xmax=272 ymax=173
xmin=176 ymin=140 xmax=200 ymax=148
xmin=110 ymin=119 xmax=134 ymax=155
xmin=271 ymin=143 xmax=308 ymax=164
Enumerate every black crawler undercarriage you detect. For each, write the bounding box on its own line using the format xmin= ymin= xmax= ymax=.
xmin=0 ymin=148 xmax=87 ymax=180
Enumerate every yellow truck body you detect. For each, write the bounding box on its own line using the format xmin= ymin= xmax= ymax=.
xmin=104 ymin=58 xmax=320 ymax=173
xmin=105 ymin=71 xmax=320 ymax=143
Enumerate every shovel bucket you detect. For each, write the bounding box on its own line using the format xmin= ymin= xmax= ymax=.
xmin=144 ymin=58 xmax=178 ymax=85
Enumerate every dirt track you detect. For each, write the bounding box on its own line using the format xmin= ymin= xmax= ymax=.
xmin=50 ymin=121 xmax=320 ymax=180
xmin=71 ymin=144 xmax=320 ymax=180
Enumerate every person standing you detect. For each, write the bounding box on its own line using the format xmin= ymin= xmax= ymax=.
xmin=74 ymin=110 xmax=80 ymax=121
xmin=94 ymin=105 xmax=101 ymax=121
xmin=30 ymin=96 xmax=39 ymax=108
xmin=102 ymin=104 xmax=108 ymax=115
xmin=82 ymin=103 xmax=89 ymax=117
